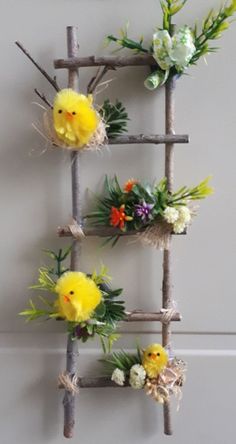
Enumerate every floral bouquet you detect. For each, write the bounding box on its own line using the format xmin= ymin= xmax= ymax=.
xmin=106 ymin=0 xmax=236 ymax=89
xmin=102 ymin=343 xmax=186 ymax=405
xmin=86 ymin=176 xmax=213 ymax=248
xmin=19 ymin=247 xmax=125 ymax=352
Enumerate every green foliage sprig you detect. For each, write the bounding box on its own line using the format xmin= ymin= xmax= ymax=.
xmin=99 ymin=99 xmax=129 ymax=138
xmin=101 ymin=346 xmax=142 ymax=375
xmin=105 ymin=0 xmax=236 ymax=89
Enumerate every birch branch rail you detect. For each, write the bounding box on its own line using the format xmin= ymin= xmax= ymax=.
xmin=57 ymin=225 xmax=187 ymax=238
xmin=124 ymin=311 xmax=181 ymax=322
xmin=108 ymin=134 xmax=189 ymax=145
xmin=59 ymin=377 xmax=130 ymax=389
xmin=54 ymin=54 xmax=157 ymax=69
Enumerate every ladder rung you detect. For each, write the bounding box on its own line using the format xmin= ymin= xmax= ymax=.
xmin=54 ymin=54 xmax=157 ymax=69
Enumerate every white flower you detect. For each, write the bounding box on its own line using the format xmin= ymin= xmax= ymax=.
xmin=111 ymin=368 xmax=125 ymax=386
xmin=173 ymin=221 xmax=186 ymax=234
xmin=153 ymin=30 xmax=173 ymax=70
xmin=177 ymin=206 xmax=191 ymax=224
xmin=170 ymin=27 xmax=196 ymax=71
xmin=129 ymin=364 xmax=146 ymax=389
xmin=163 ymin=207 xmax=179 ymax=224
xmin=152 ymin=27 xmax=196 ymax=73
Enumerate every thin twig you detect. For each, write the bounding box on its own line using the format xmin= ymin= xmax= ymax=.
xmin=87 ymin=66 xmax=113 ymax=94
xmin=15 ymin=41 xmax=60 ymax=91
xmin=34 ymin=88 xmax=53 ymax=108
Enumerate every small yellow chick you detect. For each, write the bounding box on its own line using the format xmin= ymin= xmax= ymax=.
xmin=53 ymin=89 xmax=99 ymax=148
xmin=142 ymin=344 xmax=168 ymax=378
xmin=55 ymin=271 xmax=102 ymax=322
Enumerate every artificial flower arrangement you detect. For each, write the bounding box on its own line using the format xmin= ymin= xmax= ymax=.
xmin=44 ymin=90 xmax=129 ymax=151
xmin=106 ymin=0 xmax=236 ymax=90
xmin=102 ymin=343 xmax=186 ymax=405
xmin=86 ymin=175 xmax=213 ymax=248
xmin=19 ymin=247 xmax=125 ymax=352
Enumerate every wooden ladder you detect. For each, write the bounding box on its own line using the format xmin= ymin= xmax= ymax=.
xmin=55 ymin=26 xmax=189 ymax=439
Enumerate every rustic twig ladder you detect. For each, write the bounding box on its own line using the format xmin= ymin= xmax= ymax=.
xmin=51 ymin=26 xmax=189 ymax=439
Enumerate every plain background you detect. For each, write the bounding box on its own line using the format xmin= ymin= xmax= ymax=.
xmin=0 ymin=0 xmax=236 ymax=443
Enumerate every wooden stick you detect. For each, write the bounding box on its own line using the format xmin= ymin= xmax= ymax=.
xmin=108 ymin=133 xmax=188 ymax=145
xmin=63 ymin=26 xmax=80 ymax=440
xmin=55 ymin=134 xmax=188 ymax=150
xmin=124 ymin=310 xmax=181 ymax=322
xmin=54 ymin=54 xmax=157 ymax=69
xmin=87 ymin=66 xmax=111 ymax=94
xmin=15 ymin=41 xmax=60 ymax=91
xmin=162 ymin=75 xmax=176 ymax=436
xmin=59 ymin=376 xmax=130 ymax=389
xmin=57 ymin=225 xmax=186 ymax=238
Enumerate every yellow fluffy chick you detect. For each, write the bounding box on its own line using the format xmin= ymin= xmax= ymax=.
xmin=53 ymin=89 xmax=99 ymax=148
xmin=142 ymin=344 xmax=168 ymax=378
xmin=55 ymin=271 xmax=102 ymax=322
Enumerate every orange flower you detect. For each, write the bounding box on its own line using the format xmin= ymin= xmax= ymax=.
xmin=110 ymin=204 xmax=133 ymax=230
xmin=124 ymin=178 xmax=138 ymax=193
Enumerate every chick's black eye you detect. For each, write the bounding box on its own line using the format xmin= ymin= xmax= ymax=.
xmin=156 ymin=352 xmax=160 ymax=357
xmin=58 ymin=109 xmax=62 ymax=114
xmin=148 ymin=353 xmax=152 ymax=357
xmin=69 ymin=291 xmax=74 ymax=295
xmin=72 ymin=111 xmax=76 ymax=115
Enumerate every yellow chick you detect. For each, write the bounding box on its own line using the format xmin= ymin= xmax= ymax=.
xmin=142 ymin=344 xmax=168 ymax=378
xmin=53 ymin=89 xmax=99 ymax=148
xmin=55 ymin=271 xmax=102 ymax=322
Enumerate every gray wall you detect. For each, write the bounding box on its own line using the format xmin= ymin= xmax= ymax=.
xmin=1 ymin=0 xmax=235 ymax=443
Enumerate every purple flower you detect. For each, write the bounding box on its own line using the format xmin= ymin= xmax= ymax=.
xmin=135 ymin=201 xmax=154 ymax=222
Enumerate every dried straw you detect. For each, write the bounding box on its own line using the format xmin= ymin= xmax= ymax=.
xmin=138 ymin=220 xmax=172 ymax=250
xmin=43 ymin=109 xmax=107 ymax=151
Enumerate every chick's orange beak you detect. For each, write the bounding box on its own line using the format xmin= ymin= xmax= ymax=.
xmin=65 ymin=112 xmax=73 ymax=121
xmin=64 ymin=295 xmax=71 ymax=303
xmin=149 ymin=353 xmax=158 ymax=361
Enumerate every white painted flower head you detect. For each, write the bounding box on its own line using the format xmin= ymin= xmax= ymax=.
xmin=170 ymin=27 xmax=196 ymax=72
xmin=173 ymin=221 xmax=186 ymax=234
xmin=129 ymin=364 xmax=146 ymax=389
xmin=153 ymin=30 xmax=173 ymax=70
xmin=152 ymin=26 xmax=196 ymax=73
xmin=177 ymin=206 xmax=191 ymax=224
xmin=163 ymin=206 xmax=179 ymax=224
xmin=111 ymin=368 xmax=125 ymax=386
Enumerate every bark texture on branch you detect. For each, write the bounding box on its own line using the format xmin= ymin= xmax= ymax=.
xmin=63 ymin=26 xmax=80 ymax=440
xmin=108 ymin=133 xmax=188 ymax=145
xmin=124 ymin=311 xmax=181 ymax=322
xmin=57 ymin=225 xmax=186 ymax=238
xmin=162 ymin=76 xmax=176 ymax=436
xmin=59 ymin=377 xmax=130 ymax=389
xmin=54 ymin=54 xmax=157 ymax=69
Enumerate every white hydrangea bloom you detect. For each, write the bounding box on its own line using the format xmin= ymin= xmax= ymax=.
xmin=163 ymin=206 xmax=179 ymax=224
xmin=152 ymin=27 xmax=195 ymax=73
xmin=153 ymin=30 xmax=173 ymax=70
xmin=173 ymin=221 xmax=186 ymax=234
xmin=129 ymin=364 xmax=146 ymax=389
xmin=170 ymin=27 xmax=196 ymax=72
xmin=177 ymin=206 xmax=191 ymax=224
xmin=111 ymin=368 xmax=125 ymax=386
